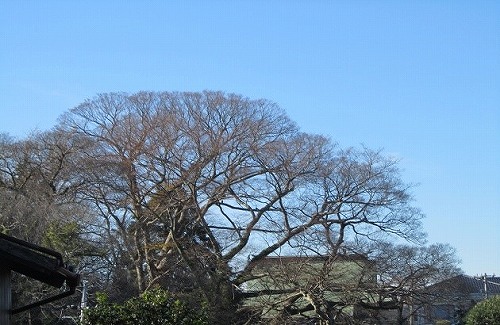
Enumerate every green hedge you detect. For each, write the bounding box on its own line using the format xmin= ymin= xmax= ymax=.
xmin=465 ymin=295 xmax=500 ymax=325
xmin=82 ymin=288 xmax=208 ymax=325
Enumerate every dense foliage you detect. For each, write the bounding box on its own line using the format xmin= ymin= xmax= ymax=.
xmin=82 ymin=288 xmax=208 ymax=325
xmin=465 ymin=295 xmax=500 ymax=325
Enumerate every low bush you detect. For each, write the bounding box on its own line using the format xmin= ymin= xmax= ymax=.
xmin=465 ymin=295 xmax=500 ymax=325
xmin=82 ymin=288 xmax=208 ymax=325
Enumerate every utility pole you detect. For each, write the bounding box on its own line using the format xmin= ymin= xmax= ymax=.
xmin=483 ymin=274 xmax=488 ymax=299
xmin=79 ymin=280 xmax=88 ymax=324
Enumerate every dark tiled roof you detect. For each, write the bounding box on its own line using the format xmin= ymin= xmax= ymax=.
xmin=428 ymin=274 xmax=500 ymax=295
xmin=249 ymin=254 xmax=369 ymax=269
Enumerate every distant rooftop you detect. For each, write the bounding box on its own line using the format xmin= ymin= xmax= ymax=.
xmin=428 ymin=274 xmax=500 ymax=296
xmin=249 ymin=253 xmax=369 ymax=268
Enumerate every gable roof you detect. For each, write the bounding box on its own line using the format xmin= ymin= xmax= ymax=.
xmin=427 ymin=274 xmax=500 ymax=296
xmin=249 ymin=253 xmax=369 ymax=269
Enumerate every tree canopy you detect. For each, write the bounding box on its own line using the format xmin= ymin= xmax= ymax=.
xmin=0 ymin=91 xmax=459 ymax=324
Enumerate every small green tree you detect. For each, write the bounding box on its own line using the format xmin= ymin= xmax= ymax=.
xmin=82 ymin=288 xmax=208 ymax=325
xmin=465 ymin=295 xmax=500 ymax=325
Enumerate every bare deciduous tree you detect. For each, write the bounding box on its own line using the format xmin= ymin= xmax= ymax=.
xmin=0 ymin=91 xmax=462 ymax=325
xmin=360 ymin=242 xmax=462 ymax=324
xmin=0 ymin=131 xmax=102 ymax=324
xmin=53 ymin=90 xmax=426 ymax=323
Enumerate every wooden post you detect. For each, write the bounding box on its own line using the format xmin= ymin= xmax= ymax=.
xmin=0 ymin=266 xmax=11 ymax=325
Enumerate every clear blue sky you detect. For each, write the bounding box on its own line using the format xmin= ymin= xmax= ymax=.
xmin=1 ymin=1 xmax=499 ymax=276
